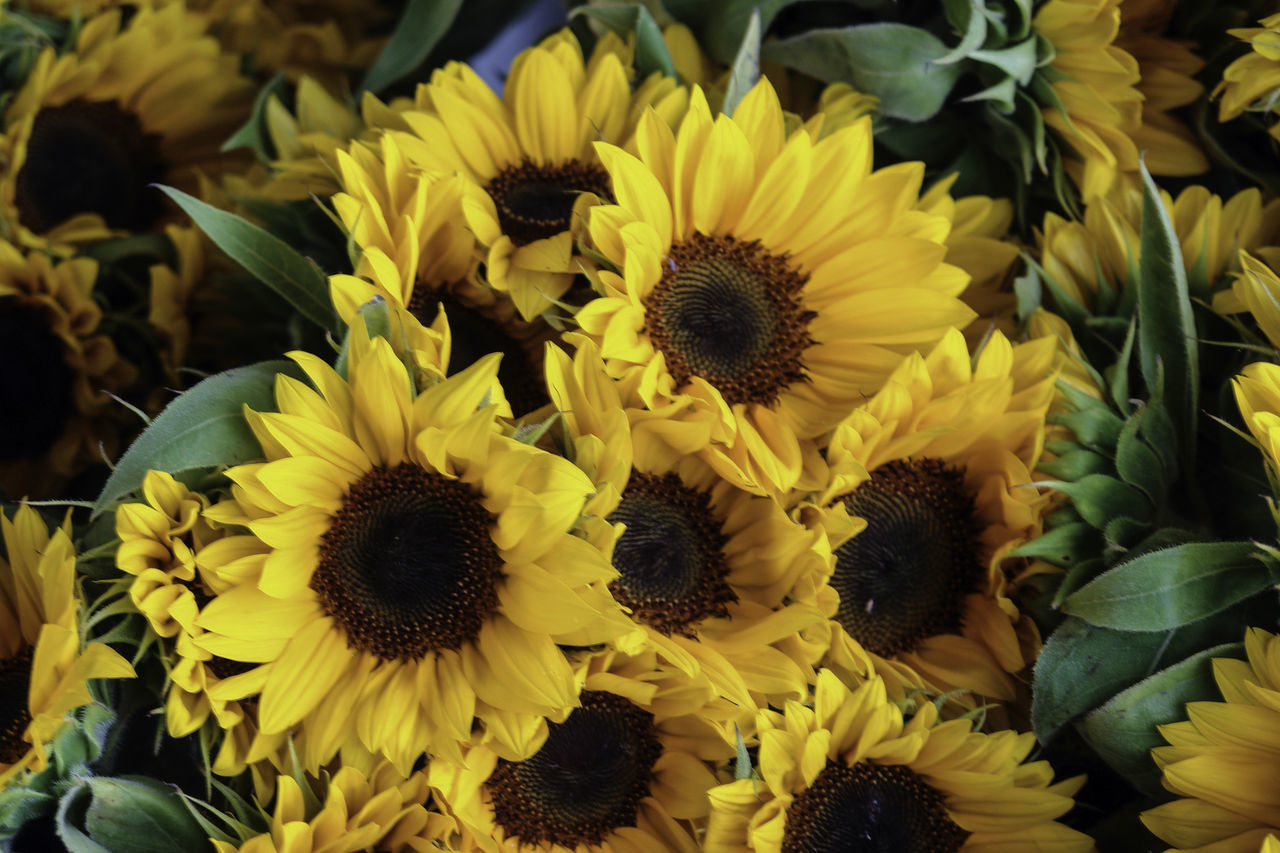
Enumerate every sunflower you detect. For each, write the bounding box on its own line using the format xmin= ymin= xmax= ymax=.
xmin=0 ymin=241 xmax=133 ymax=498
xmin=386 ymin=28 xmax=689 ymax=320
xmin=0 ymin=505 xmax=134 ymax=790
xmin=574 ymin=77 xmax=974 ymax=498
xmin=1039 ymin=182 xmax=1280 ymax=311
xmin=1232 ymin=361 xmax=1280 ymax=490
xmin=795 ymin=328 xmax=1057 ymax=706
xmin=704 ymin=669 xmax=1092 ymax=852
xmin=1215 ymin=252 xmax=1280 ymax=352
xmin=147 ymin=224 xmax=207 ymax=391
xmin=429 ymin=647 xmax=733 ymax=853
xmin=0 ymin=4 xmax=254 ymax=250
xmin=329 ymin=134 xmax=559 ymax=418
xmin=1215 ymin=13 xmax=1280 ymax=142
xmin=1140 ymin=628 xmax=1280 ymax=852
xmin=211 ymin=760 xmax=452 ymax=853
xmin=192 ymin=328 xmax=635 ymax=773
xmin=547 ymin=340 xmax=830 ymax=719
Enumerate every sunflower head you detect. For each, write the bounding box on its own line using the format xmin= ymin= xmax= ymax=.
xmin=191 ymin=331 xmax=634 ymax=772
xmin=1141 ymin=628 xmax=1280 ymax=851
xmin=1215 ymin=13 xmax=1280 ymax=142
xmin=0 ymin=505 xmax=134 ymax=789
xmin=1233 ymin=361 xmax=1280 ymax=497
xmin=574 ymin=77 xmax=974 ymax=498
xmin=798 ymin=328 xmax=1057 ymax=704
xmin=705 ymin=669 xmax=1092 ymax=852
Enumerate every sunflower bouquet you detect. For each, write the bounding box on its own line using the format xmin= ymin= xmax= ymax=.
xmin=1 ymin=0 xmax=1280 ymax=850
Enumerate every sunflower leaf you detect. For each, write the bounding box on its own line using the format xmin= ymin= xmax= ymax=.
xmin=55 ymin=783 xmax=108 ymax=853
xmin=92 ymin=360 xmax=301 ymax=518
xmin=1061 ymin=541 xmax=1277 ymax=631
xmin=572 ymin=4 xmax=677 ymax=80
xmin=221 ymin=73 xmax=287 ymax=159
xmin=360 ymin=0 xmax=463 ymax=95
xmin=156 ymin=186 xmax=339 ymax=335
xmin=77 ymin=777 xmax=211 ymax=853
xmin=1136 ymin=162 xmax=1198 ymax=474
xmin=1075 ymin=642 xmax=1243 ymax=794
xmin=721 ymin=8 xmax=761 ymax=115
xmin=762 ymin=24 xmax=964 ymax=121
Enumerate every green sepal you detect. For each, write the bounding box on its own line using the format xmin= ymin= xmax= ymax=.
xmin=1074 ymin=641 xmax=1243 ymax=794
xmin=221 ymin=73 xmax=287 ymax=159
xmin=1051 ymin=402 xmax=1124 ymax=450
xmin=1104 ymin=316 xmax=1137 ymax=416
xmin=720 ymin=8 xmax=761 ymax=115
xmin=92 ymin=360 xmax=303 ymax=517
xmin=56 ymin=776 xmax=212 ymax=853
xmin=360 ymin=0 xmax=463 ymax=95
xmin=1060 ymin=541 xmax=1277 ymax=631
xmin=734 ymin=724 xmax=753 ymax=780
xmin=1050 ymin=556 xmax=1107 ymax=609
xmin=572 ymin=3 xmax=678 ymax=81
xmin=1007 ymin=521 xmax=1101 ymax=567
xmin=156 ymin=186 xmax=340 ymax=336
xmin=1039 ymin=474 xmax=1152 ymax=529
xmin=969 ymin=37 xmax=1039 ymax=85
xmin=1101 ymin=515 xmax=1152 ymax=554
xmin=333 ymin=296 xmax=393 ymax=381
xmin=1114 ymin=408 xmax=1168 ymax=505
xmin=1135 ymin=162 xmax=1198 ymax=475
xmin=1035 ymin=447 xmax=1111 ymax=480
xmin=935 ymin=0 xmax=985 ymax=66
xmin=761 ymin=23 xmax=964 ymax=121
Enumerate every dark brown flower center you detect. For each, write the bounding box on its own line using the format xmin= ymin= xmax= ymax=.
xmin=407 ymin=285 xmax=550 ymax=417
xmin=783 ymin=760 xmax=969 ymax=852
xmin=644 ymin=232 xmax=815 ymax=406
xmin=488 ymin=690 xmax=663 ymax=847
xmin=606 ymin=472 xmax=737 ymax=636
xmin=0 ymin=299 xmax=76 ymax=466
xmin=15 ymin=98 xmax=166 ymax=234
xmin=830 ymin=458 xmax=984 ymax=657
xmin=0 ymin=647 xmax=34 ymax=765
xmin=311 ymin=463 xmax=503 ymax=660
xmin=486 ymin=158 xmax=612 ymax=247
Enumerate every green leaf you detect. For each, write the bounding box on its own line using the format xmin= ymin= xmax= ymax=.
xmin=1041 ymin=474 xmax=1152 ymax=529
xmin=55 ymin=784 xmax=109 ymax=853
xmin=687 ymin=0 xmax=796 ymax=65
xmin=156 ymin=186 xmax=339 ymax=335
xmin=1062 ymin=541 xmax=1277 ymax=631
xmin=81 ymin=777 xmax=212 ymax=853
xmin=92 ymin=360 xmax=301 ymax=517
xmin=360 ymin=0 xmax=463 ymax=95
xmin=762 ymin=24 xmax=964 ymax=121
xmin=1076 ymin=642 xmax=1242 ymax=794
xmin=721 ymin=8 xmax=761 ymax=115
xmin=572 ymin=4 xmax=677 ymax=80
xmin=1114 ymin=409 xmax=1167 ymax=504
xmin=221 ymin=73 xmax=287 ymax=158
xmin=1032 ymin=617 xmax=1175 ymax=742
xmin=1136 ymin=162 xmax=1198 ymax=474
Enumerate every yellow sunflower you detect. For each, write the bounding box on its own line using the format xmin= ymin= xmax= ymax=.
xmin=1215 ymin=252 xmax=1280 ymax=351
xmin=1232 ymin=361 xmax=1280 ymax=490
xmin=329 ymin=134 xmax=560 ymax=418
xmin=0 ymin=241 xmax=133 ymax=498
xmin=211 ymin=760 xmax=452 ymax=853
xmin=387 ymin=28 xmax=689 ymax=320
xmin=192 ymin=328 xmax=635 ymax=773
xmin=1141 ymin=628 xmax=1280 ymax=852
xmin=429 ymin=646 xmax=733 ymax=852
xmin=1039 ymin=182 xmax=1280 ymax=310
xmin=574 ymin=77 xmax=974 ymax=498
xmin=704 ymin=669 xmax=1093 ymax=852
xmin=0 ymin=4 xmax=254 ymax=250
xmin=1033 ymin=0 xmax=1206 ymax=200
xmin=1216 ymin=13 xmax=1280 ymax=142
xmin=547 ymin=340 xmax=830 ymax=720
xmin=796 ymin=328 xmax=1058 ymax=706
xmin=0 ymin=505 xmax=134 ymax=790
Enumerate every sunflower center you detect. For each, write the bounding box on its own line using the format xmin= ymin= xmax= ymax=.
xmin=14 ymin=98 xmax=166 ymax=234
xmin=782 ymin=760 xmax=969 ymax=852
xmin=606 ymin=472 xmax=737 ymax=636
xmin=0 ymin=299 xmax=76 ymax=465
xmin=311 ymin=463 xmax=503 ymax=660
xmin=486 ymin=159 xmax=612 ymax=247
xmin=644 ymin=233 xmax=815 ymax=406
xmin=488 ymin=690 xmax=662 ymax=847
xmin=408 ymin=285 xmax=550 ymax=417
xmin=0 ymin=647 xmax=34 ymax=765
xmin=830 ymin=458 xmax=983 ymax=657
